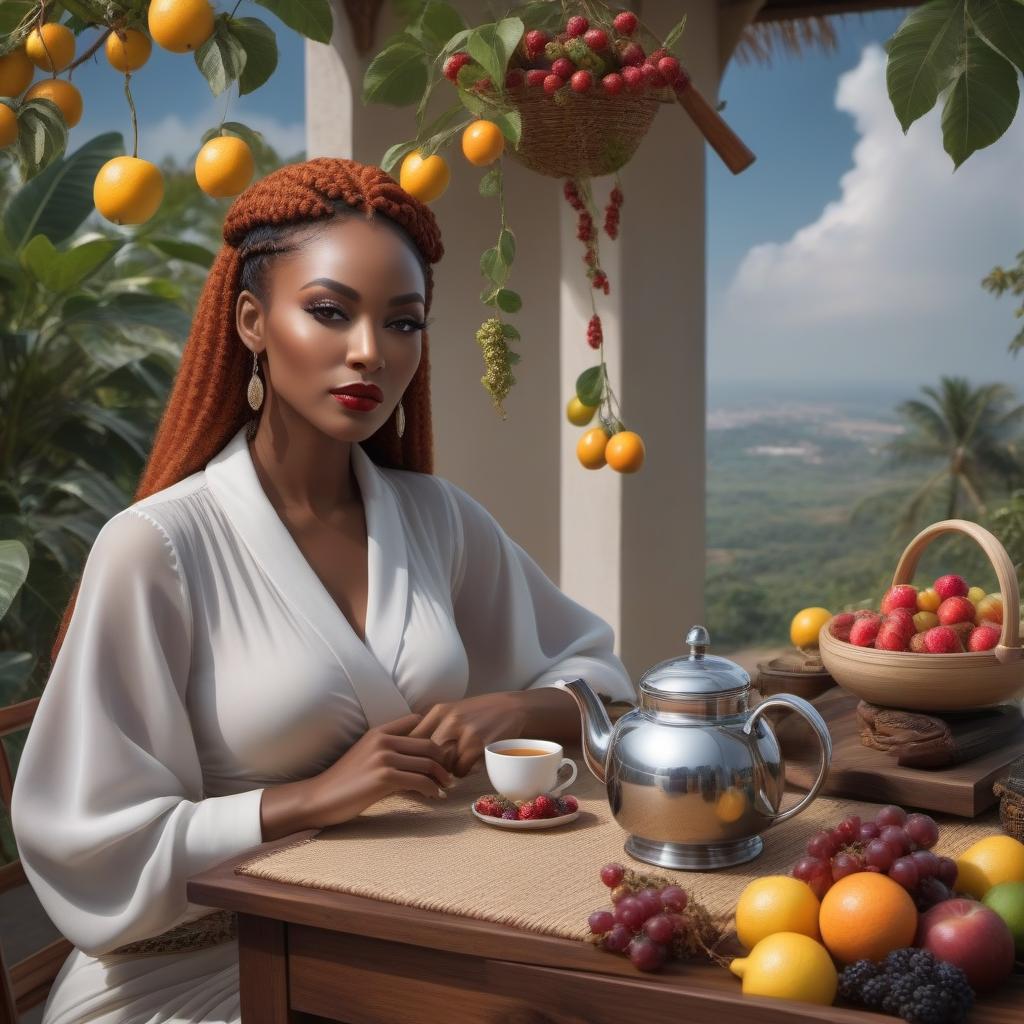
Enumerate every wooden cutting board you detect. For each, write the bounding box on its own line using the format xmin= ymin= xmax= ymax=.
xmin=776 ymin=687 xmax=1024 ymax=817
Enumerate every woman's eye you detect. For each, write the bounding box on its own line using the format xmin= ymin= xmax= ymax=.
xmin=393 ymin=318 xmax=426 ymax=333
xmin=308 ymin=303 xmax=347 ymax=322
xmin=307 ymin=305 xmax=423 ymax=332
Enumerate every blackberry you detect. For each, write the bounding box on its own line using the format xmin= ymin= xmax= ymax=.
xmin=882 ymin=974 xmax=918 ymax=1016
xmin=838 ymin=959 xmax=879 ymax=1001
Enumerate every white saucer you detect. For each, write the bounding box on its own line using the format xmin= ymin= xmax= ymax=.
xmin=471 ymin=804 xmax=580 ymax=829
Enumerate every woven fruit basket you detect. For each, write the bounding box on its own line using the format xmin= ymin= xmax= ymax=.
xmin=818 ymin=519 xmax=1024 ymax=712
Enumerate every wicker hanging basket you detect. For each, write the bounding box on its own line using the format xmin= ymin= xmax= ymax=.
xmin=502 ymin=84 xmax=667 ymax=179
xmin=994 ymin=755 xmax=1024 ymax=842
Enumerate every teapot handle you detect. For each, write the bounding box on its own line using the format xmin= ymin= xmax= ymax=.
xmin=743 ymin=694 xmax=833 ymax=825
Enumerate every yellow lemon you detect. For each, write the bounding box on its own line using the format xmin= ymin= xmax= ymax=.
xmin=93 ymin=156 xmax=165 ymax=225
xmin=0 ymin=49 xmax=34 ymax=97
xmin=148 ymin=0 xmax=215 ymax=53
xmin=566 ymin=396 xmax=597 ymax=426
xmin=25 ymin=23 xmax=75 ymax=73
xmin=105 ymin=28 xmax=153 ymax=72
xmin=734 ymin=876 xmax=821 ymax=950
xmin=729 ymin=932 xmax=837 ymax=1006
xmin=24 ymin=79 xmax=83 ymax=128
xmin=194 ymin=136 xmax=254 ymax=197
xmin=399 ymin=150 xmax=450 ymax=203
xmin=0 ymin=104 xmax=17 ymax=148
xmin=955 ymin=835 xmax=1024 ymax=899
xmin=790 ymin=607 xmax=832 ymax=649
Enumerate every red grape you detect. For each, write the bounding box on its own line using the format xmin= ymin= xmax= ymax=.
xmin=835 ymin=816 xmax=861 ymax=844
xmin=588 ymin=910 xmax=615 ymax=934
xmin=914 ymin=876 xmax=952 ymax=911
xmin=864 ymin=839 xmax=894 ymax=871
xmin=832 ymin=852 xmax=863 ymax=881
xmin=889 ymin=856 xmax=920 ymax=890
xmin=601 ymin=863 xmax=626 ymax=888
xmin=610 ymin=884 xmax=631 ymax=904
xmin=880 ymin=825 xmax=911 ymax=857
xmin=875 ymin=805 xmax=908 ymax=827
xmin=806 ymin=831 xmax=839 ymax=859
xmin=614 ymin=896 xmax=646 ymax=931
xmin=636 ymin=888 xmax=663 ymax=920
xmin=937 ymin=856 xmax=958 ymax=887
xmin=603 ymin=923 xmax=632 ymax=952
xmin=793 ymin=856 xmax=832 ymax=898
xmin=628 ymin=934 xmax=670 ymax=971
xmin=904 ymin=813 xmax=939 ymax=850
xmin=910 ymin=850 xmax=939 ymax=878
xmin=643 ymin=913 xmax=676 ymax=944
xmin=858 ymin=822 xmax=881 ymax=843
xmin=659 ymin=885 xmax=687 ymax=912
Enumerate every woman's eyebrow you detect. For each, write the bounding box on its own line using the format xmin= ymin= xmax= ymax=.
xmin=300 ymin=277 xmax=424 ymax=307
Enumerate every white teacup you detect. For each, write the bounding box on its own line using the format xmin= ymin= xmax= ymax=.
xmin=484 ymin=739 xmax=578 ymax=802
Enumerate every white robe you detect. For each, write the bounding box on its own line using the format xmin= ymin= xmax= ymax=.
xmin=11 ymin=424 xmax=636 ymax=1024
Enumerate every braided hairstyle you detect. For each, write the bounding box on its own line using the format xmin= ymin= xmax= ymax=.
xmin=50 ymin=157 xmax=445 ymax=665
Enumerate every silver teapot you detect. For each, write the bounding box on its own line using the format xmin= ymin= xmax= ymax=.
xmin=556 ymin=625 xmax=833 ymax=870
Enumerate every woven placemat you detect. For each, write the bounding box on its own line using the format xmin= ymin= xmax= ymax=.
xmin=235 ymin=747 xmax=1001 ymax=943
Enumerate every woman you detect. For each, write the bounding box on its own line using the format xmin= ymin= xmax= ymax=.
xmin=10 ymin=157 xmax=636 ymax=1024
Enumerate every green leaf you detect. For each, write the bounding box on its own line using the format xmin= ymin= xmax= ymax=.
xmin=253 ymin=0 xmax=333 ymax=43
xmin=196 ymin=17 xmax=248 ymax=96
xmin=0 ymin=652 xmax=35 ymax=693
xmin=480 ymin=246 xmax=505 ymax=285
xmin=217 ymin=120 xmax=267 ymax=151
xmin=576 ymin=366 xmax=605 ymax=406
xmin=970 ymin=0 xmax=1024 ymax=72
xmin=363 ymin=41 xmax=429 ymax=105
xmin=479 ymin=167 xmax=501 ymax=196
xmin=64 ymin=292 xmax=191 ymax=337
xmin=406 ymin=2 xmax=466 ymax=55
xmin=20 ymin=236 xmax=121 ymax=293
xmin=418 ymin=120 xmax=466 ymax=157
xmin=54 ymin=0 xmax=96 ymax=23
xmin=381 ymin=139 xmax=419 ymax=174
xmin=886 ymin=0 xmax=966 ymax=132
xmin=5 ymin=132 xmax=123 ymax=249
xmin=0 ymin=540 xmax=29 ymax=621
xmin=148 ymin=238 xmax=216 ymax=268
xmin=663 ymin=14 xmax=688 ymax=51
xmin=230 ymin=17 xmax=278 ymax=95
xmin=13 ymin=99 xmax=68 ymax=180
xmin=47 ymin=469 xmax=128 ymax=520
xmin=466 ymin=18 xmax=524 ymax=92
xmin=501 ymin=322 xmax=520 ymax=341
xmin=941 ymin=30 xmax=1020 ymax=167
xmin=490 ymin=110 xmax=521 ymax=147
xmin=495 ymin=288 xmax=521 ymax=313
xmin=498 ymin=227 xmax=515 ymax=265
xmin=0 ymin=1 xmax=34 ymax=37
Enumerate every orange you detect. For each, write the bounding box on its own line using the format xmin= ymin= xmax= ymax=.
xmin=195 ymin=136 xmax=254 ymax=197
xmin=461 ymin=119 xmax=504 ymax=166
xmin=818 ymin=872 xmax=917 ymax=964
xmin=399 ymin=150 xmax=450 ymax=203
xmin=605 ymin=430 xmax=645 ymax=473
xmin=577 ymin=427 xmax=609 ymax=470
xmin=25 ymin=23 xmax=75 ymax=73
xmin=93 ymin=156 xmax=165 ymax=225
xmin=735 ymin=876 xmax=821 ymax=949
xmin=105 ymin=27 xmax=153 ymax=72
xmin=25 ymin=79 xmax=83 ymax=128
xmin=566 ymin=396 xmax=597 ymax=426
xmin=0 ymin=104 xmax=17 ymax=148
xmin=148 ymin=0 xmax=215 ymax=53
xmin=0 ymin=49 xmax=34 ymax=97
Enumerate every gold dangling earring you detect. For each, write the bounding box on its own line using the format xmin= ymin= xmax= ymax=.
xmin=246 ymin=351 xmax=263 ymax=441
xmin=395 ymin=400 xmax=405 ymax=439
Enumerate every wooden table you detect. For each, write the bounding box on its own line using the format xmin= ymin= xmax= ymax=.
xmin=188 ymin=834 xmax=1024 ymax=1024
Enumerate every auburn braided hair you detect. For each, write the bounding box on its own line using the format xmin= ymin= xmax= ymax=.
xmin=50 ymin=157 xmax=445 ymax=665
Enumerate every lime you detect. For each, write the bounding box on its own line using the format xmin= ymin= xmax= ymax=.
xmin=983 ymin=881 xmax=1024 ymax=956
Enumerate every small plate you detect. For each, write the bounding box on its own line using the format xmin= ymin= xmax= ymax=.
xmin=471 ymin=805 xmax=580 ymax=829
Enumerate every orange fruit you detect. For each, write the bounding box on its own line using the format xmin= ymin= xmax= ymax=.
xmin=735 ymin=876 xmax=821 ymax=949
xmin=566 ymin=396 xmax=597 ymax=426
xmin=461 ymin=119 xmax=504 ymax=166
xmin=0 ymin=104 xmax=17 ymax=148
xmin=148 ymin=0 xmax=215 ymax=53
xmin=25 ymin=79 xmax=83 ymax=128
xmin=399 ymin=150 xmax=450 ymax=203
xmin=0 ymin=49 xmax=34 ymax=97
xmin=25 ymin=23 xmax=75 ymax=73
xmin=577 ymin=427 xmax=609 ymax=470
xmin=605 ymin=430 xmax=645 ymax=473
xmin=94 ymin=156 xmax=165 ymax=225
xmin=105 ymin=28 xmax=153 ymax=72
xmin=195 ymin=136 xmax=254 ymax=197
xmin=818 ymin=872 xmax=917 ymax=964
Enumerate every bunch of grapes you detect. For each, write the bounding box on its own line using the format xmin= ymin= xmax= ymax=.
xmin=791 ymin=805 xmax=957 ymax=910
xmin=585 ymin=862 xmax=720 ymax=972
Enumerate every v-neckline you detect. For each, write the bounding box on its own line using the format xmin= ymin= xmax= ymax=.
xmin=205 ymin=426 xmax=414 ymax=727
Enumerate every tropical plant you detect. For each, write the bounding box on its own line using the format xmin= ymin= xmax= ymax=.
xmin=982 ymin=249 xmax=1024 ymax=355
xmin=853 ymin=377 xmax=1024 ymax=534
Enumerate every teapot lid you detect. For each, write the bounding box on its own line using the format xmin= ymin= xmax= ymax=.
xmin=638 ymin=625 xmax=751 ymax=698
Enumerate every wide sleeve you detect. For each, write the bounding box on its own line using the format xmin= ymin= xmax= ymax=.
xmin=10 ymin=509 xmax=266 ymax=957
xmin=438 ymin=478 xmax=637 ymax=704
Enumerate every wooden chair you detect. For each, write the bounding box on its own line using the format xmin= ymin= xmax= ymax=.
xmin=0 ymin=696 xmax=73 ymax=1024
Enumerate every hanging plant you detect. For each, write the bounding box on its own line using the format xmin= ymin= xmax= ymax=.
xmin=364 ymin=0 xmax=755 ymax=474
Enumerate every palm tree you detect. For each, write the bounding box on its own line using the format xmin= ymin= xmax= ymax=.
xmin=860 ymin=377 xmax=1024 ymax=533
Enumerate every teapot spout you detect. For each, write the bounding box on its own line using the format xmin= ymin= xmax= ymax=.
xmin=554 ymin=678 xmax=612 ymax=784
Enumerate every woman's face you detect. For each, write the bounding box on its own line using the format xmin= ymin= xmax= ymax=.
xmin=236 ymin=214 xmax=427 ymax=443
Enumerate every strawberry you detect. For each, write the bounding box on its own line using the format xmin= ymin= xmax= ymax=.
xmin=937 ymin=596 xmax=976 ymax=626
xmin=876 ymin=623 xmax=910 ymax=651
xmin=570 ymin=69 xmax=593 ymax=92
xmin=543 ymin=74 xmax=565 ymax=94
xmin=601 ymin=72 xmax=624 ymax=95
xmin=566 ymin=15 xmax=588 ymax=38
xmin=613 ymin=11 xmax=638 ymax=35
xmin=934 ymin=574 xmax=969 ymax=601
xmin=885 ymin=607 xmax=916 ymax=638
xmin=881 ymin=584 xmax=919 ymax=615
xmin=561 ymin=795 xmax=579 ymax=813
xmin=909 ymin=631 xmax=928 ymax=653
xmin=924 ymin=626 xmax=962 ymax=653
xmin=526 ymin=69 xmax=547 ymax=87
xmin=518 ymin=800 xmax=539 ymax=820
xmin=849 ymin=614 xmax=882 ymax=647
xmin=968 ymin=624 xmax=1000 ymax=651
xmin=533 ymin=794 xmax=559 ymax=818
xmin=828 ymin=612 xmax=856 ymax=642
xmin=584 ymin=28 xmax=608 ymax=51
xmin=525 ymin=29 xmax=549 ymax=59
xmin=443 ymin=52 xmax=472 ymax=82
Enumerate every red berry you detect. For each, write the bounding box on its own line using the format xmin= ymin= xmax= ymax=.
xmin=562 ymin=795 xmax=578 ymax=812
xmin=518 ymin=800 xmax=538 ymax=820
xmin=937 ymin=596 xmax=976 ymax=626
xmin=621 ymin=65 xmax=644 ymax=91
xmin=566 ymin=15 xmax=588 ymax=38
xmin=617 ymin=41 xmax=645 ymax=66
xmin=600 ymin=862 xmax=625 ymax=888
xmin=657 ymin=56 xmax=680 ymax=83
xmin=934 ymin=574 xmax=968 ymax=600
xmin=505 ymin=68 xmax=525 ymax=88
xmin=601 ymin=73 xmax=624 ymax=95
xmin=525 ymin=29 xmax=549 ymax=58
xmin=583 ymin=28 xmax=608 ymax=51
xmin=551 ymin=57 xmax=574 ymax=79
xmin=543 ymin=74 xmax=565 ymax=94
xmin=969 ymin=624 xmax=1000 ymax=651
xmin=881 ymin=584 xmax=919 ymax=615
xmin=641 ymin=63 xmax=666 ymax=88
xmin=526 ymin=69 xmax=547 ymax=87
xmin=924 ymin=625 xmax=961 ymax=654
xmin=570 ymin=69 xmax=593 ymax=93
xmin=649 ymin=48 xmax=668 ymax=63
xmin=849 ymin=614 xmax=882 ymax=647
xmin=828 ymin=611 xmax=856 ymax=642
xmin=443 ymin=52 xmax=471 ymax=82
xmin=613 ymin=11 xmax=638 ymax=35
xmin=533 ymin=794 xmax=558 ymax=818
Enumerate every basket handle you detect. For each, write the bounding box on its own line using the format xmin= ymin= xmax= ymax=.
xmin=891 ymin=518 xmax=1021 ymax=663
xmin=672 ymin=75 xmax=755 ymax=175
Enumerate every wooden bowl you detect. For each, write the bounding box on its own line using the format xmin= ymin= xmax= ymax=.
xmin=818 ymin=519 xmax=1024 ymax=712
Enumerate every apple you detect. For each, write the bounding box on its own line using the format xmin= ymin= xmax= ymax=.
xmin=915 ymin=898 xmax=1015 ymax=992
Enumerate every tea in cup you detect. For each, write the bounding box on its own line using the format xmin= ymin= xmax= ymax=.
xmin=484 ymin=739 xmax=577 ymax=802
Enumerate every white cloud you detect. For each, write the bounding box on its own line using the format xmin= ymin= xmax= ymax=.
xmin=710 ymin=45 xmax=1024 ymax=384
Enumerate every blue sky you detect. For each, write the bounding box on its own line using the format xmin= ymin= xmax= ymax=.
xmin=51 ymin=8 xmax=1024 ymax=394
